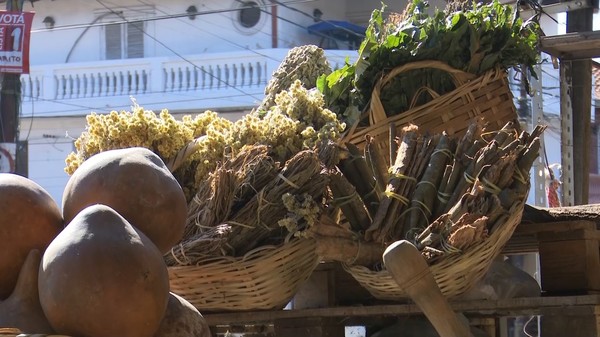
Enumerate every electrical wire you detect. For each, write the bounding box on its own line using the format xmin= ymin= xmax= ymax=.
xmin=133 ymin=0 xmax=284 ymax=63
xmin=23 ymin=93 xmax=34 ymax=141
xmin=268 ymin=0 xmax=365 ymax=38
xmin=18 ymin=89 xmax=264 ymax=116
xmin=27 ymin=0 xmax=356 ymax=116
xmin=94 ymin=0 xmax=262 ymax=102
xmin=228 ymin=0 xmax=361 ymax=57
xmin=30 ymin=1 xmax=308 ymax=33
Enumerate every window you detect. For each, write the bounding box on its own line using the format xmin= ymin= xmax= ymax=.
xmin=232 ymin=0 xmax=266 ymax=34
xmin=105 ymin=21 xmax=144 ymax=60
xmin=238 ymin=1 xmax=261 ymax=28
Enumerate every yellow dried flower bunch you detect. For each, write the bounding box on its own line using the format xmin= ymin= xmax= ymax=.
xmin=65 ymin=80 xmax=345 ymax=200
xmin=231 ymin=80 xmax=345 ymax=161
xmin=64 ymin=104 xmax=227 ymax=176
xmin=185 ymin=80 xmax=346 ymax=190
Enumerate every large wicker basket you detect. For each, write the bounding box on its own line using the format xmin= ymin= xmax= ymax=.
xmin=168 ymin=238 xmax=319 ymax=312
xmin=344 ymin=199 xmax=525 ymax=300
xmin=345 ymin=60 xmax=517 ymax=164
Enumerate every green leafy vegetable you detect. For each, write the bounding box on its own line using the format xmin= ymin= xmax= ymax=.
xmin=319 ymin=0 xmax=541 ymax=128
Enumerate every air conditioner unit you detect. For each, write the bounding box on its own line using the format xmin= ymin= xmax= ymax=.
xmin=0 ymin=143 xmax=16 ymax=173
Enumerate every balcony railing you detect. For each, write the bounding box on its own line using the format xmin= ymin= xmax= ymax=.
xmin=19 ymin=49 xmax=353 ymax=116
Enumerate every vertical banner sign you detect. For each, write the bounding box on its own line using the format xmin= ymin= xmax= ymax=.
xmin=0 ymin=11 xmax=34 ymax=74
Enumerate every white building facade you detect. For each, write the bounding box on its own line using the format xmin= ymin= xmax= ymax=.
xmin=16 ymin=0 xmax=411 ymax=203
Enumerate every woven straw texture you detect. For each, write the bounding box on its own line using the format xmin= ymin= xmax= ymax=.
xmin=344 ymin=199 xmax=525 ymax=300
xmin=168 ymin=238 xmax=319 ymax=312
xmin=345 ymin=60 xmax=517 ymax=164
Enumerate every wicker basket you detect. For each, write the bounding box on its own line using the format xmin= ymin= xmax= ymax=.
xmin=344 ymin=199 xmax=525 ymax=300
xmin=168 ymin=238 xmax=319 ymax=312
xmin=345 ymin=60 xmax=517 ymax=164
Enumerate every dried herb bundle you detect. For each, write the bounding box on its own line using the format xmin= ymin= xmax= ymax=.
xmin=166 ymin=145 xmax=331 ymax=266
xmin=328 ymin=121 xmax=545 ymax=265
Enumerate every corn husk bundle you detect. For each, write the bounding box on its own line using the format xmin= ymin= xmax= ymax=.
xmin=308 ymin=120 xmax=544 ymax=266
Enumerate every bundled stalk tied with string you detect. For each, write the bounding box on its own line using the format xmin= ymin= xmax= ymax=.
xmin=224 ymin=149 xmax=329 ymax=255
xmin=324 ymin=120 xmax=545 ymax=267
xmin=183 ymin=145 xmax=279 ymax=239
xmin=166 ymin=145 xmax=331 ymax=266
xmin=407 ymin=122 xmax=545 ymax=262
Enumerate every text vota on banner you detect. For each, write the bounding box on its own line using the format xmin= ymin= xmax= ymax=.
xmin=0 ymin=11 xmax=34 ymax=74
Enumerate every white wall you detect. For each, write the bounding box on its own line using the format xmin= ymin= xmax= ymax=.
xmin=25 ymin=0 xmax=419 ymax=66
xmin=26 ymin=0 xmax=279 ymax=65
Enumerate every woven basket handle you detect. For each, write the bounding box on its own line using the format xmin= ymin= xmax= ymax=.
xmin=408 ymin=86 xmax=441 ymax=110
xmin=370 ymin=60 xmax=476 ymax=126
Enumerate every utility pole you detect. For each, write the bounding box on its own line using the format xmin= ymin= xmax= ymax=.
xmin=565 ymin=6 xmax=593 ymax=206
xmin=0 ymin=0 xmax=25 ymax=176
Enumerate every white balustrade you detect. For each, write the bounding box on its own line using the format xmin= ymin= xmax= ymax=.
xmin=19 ymin=49 xmax=355 ymax=112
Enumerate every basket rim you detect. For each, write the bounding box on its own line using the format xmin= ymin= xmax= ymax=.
xmin=167 ymin=237 xmax=316 ymax=269
xmin=167 ymin=237 xmax=320 ymax=311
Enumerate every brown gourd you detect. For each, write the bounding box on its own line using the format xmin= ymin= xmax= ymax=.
xmin=154 ymin=292 xmax=211 ymax=337
xmin=38 ymin=204 xmax=170 ymax=337
xmin=0 ymin=173 xmax=63 ymax=300
xmin=62 ymin=147 xmax=187 ymax=253
xmin=0 ymin=250 xmax=54 ymax=334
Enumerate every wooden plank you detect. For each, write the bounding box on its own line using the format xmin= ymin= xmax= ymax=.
xmin=538 ymin=228 xmax=600 ymax=242
xmin=539 ymin=235 xmax=600 ymax=293
xmin=504 ymin=221 xmax=599 ymax=254
xmin=274 ymin=317 xmax=345 ymax=337
xmin=540 ymin=306 xmax=600 ymax=337
xmin=514 ymin=220 xmax=596 ymax=235
xmin=540 ymin=31 xmax=600 ymax=60
xmin=202 ymin=295 xmax=600 ymax=325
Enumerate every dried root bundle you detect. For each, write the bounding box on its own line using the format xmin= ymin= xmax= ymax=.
xmin=166 ymin=145 xmax=332 ymax=266
xmin=326 ymin=120 xmax=545 ymax=266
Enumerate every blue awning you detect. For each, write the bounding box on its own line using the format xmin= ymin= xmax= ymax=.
xmin=307 ymin=20 xmax=366 ymax=41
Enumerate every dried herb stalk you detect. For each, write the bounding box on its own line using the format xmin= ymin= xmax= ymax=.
xmin=329 ymin=168 xmax=372 ymax=231
xmin=405 ymin=134 xmax=453 ymax=236
xmin=366 ymin=126 xmax=419 ymax=242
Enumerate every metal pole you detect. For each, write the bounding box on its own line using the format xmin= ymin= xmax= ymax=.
xmin=560 ymin=61 xmax=575 ymax=206
xmin=0 ymin=0 xmax=25 ymax=175
xmin=565 ymin=7 xmax=593 ymax=205
xmin=531 ymin=63 xmax=547 ymax=207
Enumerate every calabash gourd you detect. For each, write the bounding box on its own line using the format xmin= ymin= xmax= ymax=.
xmin=0 ymin=249 xmax=54 ymax=334
xmin=0 ymin=173 xmax=63 ymax=300
xmin=154 ymin=292 xmax=211 ymax=337
xmin=62 ymin=147 xmax=187 ymax=253
xmin=38 ymin=204 xmax=170 ymax=337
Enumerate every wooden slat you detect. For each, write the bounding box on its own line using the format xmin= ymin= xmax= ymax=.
xmin=203 ymin=295 xmax=600 ymax=326
xmin=514 ymin=220 xmax=596 ymax=235
xmin=540 ymin=31 xmax=600 ymax=60
xmin=504 ymin=220 xmax=599 ymax=253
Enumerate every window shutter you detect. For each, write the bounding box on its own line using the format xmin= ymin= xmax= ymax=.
xmin=127 ymin=22 xmax=144 ymax=59
xmin=105 ymin=23 xmax=122 ymax=60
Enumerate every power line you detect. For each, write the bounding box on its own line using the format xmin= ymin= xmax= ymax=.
xmin=149 ymin=0 xmax=298 ymax=52
xmin=22 ymin=1 xmax=370 ymax=120
xmin=134 ymin=0 xmax=284 ymax=64
xmin=30 ymin=1 xmax=308 ymax=33
xmin=268 ymin=0 xmax=365 ymax=38
xmin=94 ymin=0 xmax=262 ymax=102
xmin=18 ymin=90 xmax=264 ymax=117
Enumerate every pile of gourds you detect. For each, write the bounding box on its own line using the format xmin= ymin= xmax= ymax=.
xmin=0 ymin=147 xmax=210 ymax=337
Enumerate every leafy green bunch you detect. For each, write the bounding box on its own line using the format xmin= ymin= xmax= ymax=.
xmin=318 ymin=0 xmax=541 ymax=127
